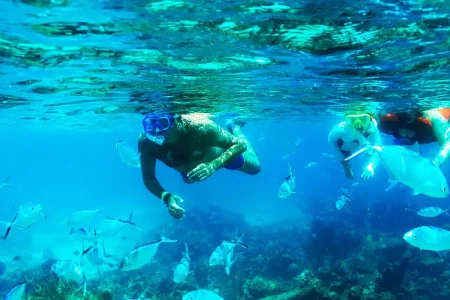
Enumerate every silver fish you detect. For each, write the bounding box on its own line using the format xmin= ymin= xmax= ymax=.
xmin=66 ymin=210 xmax=99 ymax=227
xmin=5 ymin=282 xmax=27 ymax=300
xmin=4 ymin=204 xmax=43 ymax=240
xmin=96 ymin=212 xmax=141 ymax=237
xmin=278 ymin=163 xmax=295 ymax=198
xmin=304 ymin=161 xmax=318 ymax=169
xmin=70 ymin=227 xmax=99 ymax=242
xmin=119 ymin=235 xmax=177 ymax=271
xmin=417 ymin=207 xmax=449 ymax=218
xmin=336 ymin=188 xmax=351 ymax=210
xmin=116 ymin=140 xmax=141 ymax=168
xmin=51 ymin=260 xmax=87 ymax=295
xmin=81 ymin=241 xmax=116 ymax=277
xmin=0 ymin=177 xmax=15 ymax=190
xmin=346 ymin=145 xmax=449 ymax=198
xmin=336 ymin=195 xmax=350 ymax=211
xmin=182 ymin=290 xmax=224 ymax=300
xmin=121 ymin=288 xmax=149 ymax=300
xmin=403 ymin=226 xmax=450 ymax=252
xmin=321 ymin=153 xmax=334 ymax=159
xmin=173 ymin=242 xmax=191 ymax=283
xmin=209 ymin=234 xmax=247 ymax=271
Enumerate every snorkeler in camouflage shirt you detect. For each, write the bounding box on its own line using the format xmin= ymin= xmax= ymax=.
xmin=138 ymin=113 xmax=261 ymax=219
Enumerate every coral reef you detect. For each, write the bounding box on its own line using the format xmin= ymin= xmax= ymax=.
xmin=2 ymin=201 xmax=450 ymax=300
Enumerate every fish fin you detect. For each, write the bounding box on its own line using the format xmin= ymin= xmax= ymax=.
xmin=5 ymin=184 xmax=15 ymax=191
xmin=344 ymin=147 xmax=370 ymax=161
xmin=407 ymin=141 xmax=421 ymax=153
xmin=3 ymin=225 xmax=12 ymax=240
xmin=81 ymin=245 xmax=93 ymax=257
xmin=385 ymin=181 xmax=398 ymax=192
xmin=140 ymin=287 xmax=149 ymax=299
xmin=184 ymin=242 xmax=189 ymax=257
xmin=446 ymin=210 xmax=449 ymax=217
xmin=411 ymin=190 xmax=421 ymax=196
xmin=102 ymin=240 xmax=109 ymax=257
xmin=237 ymin=242 xmax=249 ymax=249
xmin=83 ymin=281 xmax=87 ymax=296
xmin=128 ymin=211 xmax=133 ymax=222
xmin=288 ymin=163 xmax=293 ymax=176
xmin=437 ymin=250 xmax=450 ymax=257
xmin=4 ymin=213 xmax=19 ymax=240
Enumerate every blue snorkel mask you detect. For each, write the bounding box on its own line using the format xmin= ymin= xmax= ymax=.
xmin=142 ymin=113 xmax=175 ymax=145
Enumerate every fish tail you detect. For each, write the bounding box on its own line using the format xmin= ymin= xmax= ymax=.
xmin=234 ymin=233 xmax=249 ymax=248
xmin=237 ymin=242 xmax=249 ymax=249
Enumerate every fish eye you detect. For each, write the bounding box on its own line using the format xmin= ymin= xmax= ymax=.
xmin=443 ymin=187 xmax=447 ymax=192
xmin=414 ymin=235 xmax=417 ymax=239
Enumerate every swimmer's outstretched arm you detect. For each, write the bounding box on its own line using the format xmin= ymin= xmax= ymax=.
xmin=138 ymin=136 xmax=166 ymax=200
xmin=202 ymin=123 xmax=247 ymax=170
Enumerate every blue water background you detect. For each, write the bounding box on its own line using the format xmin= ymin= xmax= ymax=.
xmin=0 ymin=118 xmax=447 ymax=267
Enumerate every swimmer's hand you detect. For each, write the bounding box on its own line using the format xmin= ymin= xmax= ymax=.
xmin=187 ymin=163 xmax=217 ymax=182
xmin=163 ymin=193 xmax=185 ymax=219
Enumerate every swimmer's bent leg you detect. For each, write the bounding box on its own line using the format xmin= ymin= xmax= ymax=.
xmin=227 ymin=123 xmax=261 ymax=175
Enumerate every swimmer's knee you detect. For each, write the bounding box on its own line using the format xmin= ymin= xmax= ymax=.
xmin=247 ymin=163 xmax=261 ymax=175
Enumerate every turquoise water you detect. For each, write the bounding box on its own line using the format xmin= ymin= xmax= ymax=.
xmin=2 ymin=0 xmax=450 ymax=299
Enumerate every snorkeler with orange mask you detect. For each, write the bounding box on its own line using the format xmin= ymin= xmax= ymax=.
xmin=378 ymin=108 xmax=450 ymax=168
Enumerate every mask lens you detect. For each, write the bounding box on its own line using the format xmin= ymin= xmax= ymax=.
xmin=156 ymin=117 xmax=170 ymax=130
xmin=143 ymin=116 xmax=171 ymax=134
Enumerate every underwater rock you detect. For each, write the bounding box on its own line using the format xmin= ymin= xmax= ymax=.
xmin=267 ymin=251 xmax=295 ymax=279
xmin=259 ymin=288 xmax=312 ymax=300
xmin=375 ymin=257 xmax=410 ymax=294
xmin=294 ymin=269 xmax=313 ymax=288
xmin=415 ymin=255 xmax=446 ymax=278
xmin=374 ymin=237 xmax=408 ymax=264
xmin=96 ymin=290 xmax=113 ymax=300
xmin=242 ymin=275 xmax=283 ymax=298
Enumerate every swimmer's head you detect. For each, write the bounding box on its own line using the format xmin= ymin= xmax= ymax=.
xmin=142 ymin=113 xmax=175 ymax=145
